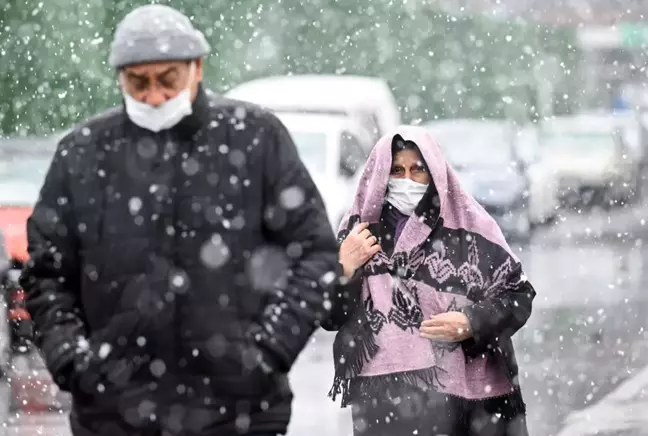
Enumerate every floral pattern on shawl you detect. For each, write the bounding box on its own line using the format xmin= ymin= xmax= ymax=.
xmin=387 ymin=283 xmax=423 ymax=332
xmin=364 ymin=246 xmax=426 ymax=279
xmin=457 ymin=239 xmax=520 ymax=302
xmin=364 ymin=296 xmax=387 ymax=334
xmin=425 ymin=251 xmax=456 ymax=284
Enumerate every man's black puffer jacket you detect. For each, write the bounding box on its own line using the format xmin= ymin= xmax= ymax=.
xmin=20 ymin=85 xmax=340 ymax=435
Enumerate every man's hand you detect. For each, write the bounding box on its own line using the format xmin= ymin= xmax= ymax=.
xmin=339 ymin=223 xmax=381 ymax=277
xmin=69 ymin=311 xmax=148 ymax=398
xmin=420 ymin=312 xmax=472 ymax=342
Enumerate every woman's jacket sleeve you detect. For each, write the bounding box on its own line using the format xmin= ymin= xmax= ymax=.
xmin=460 ymin=266 xmax=536 ymax=357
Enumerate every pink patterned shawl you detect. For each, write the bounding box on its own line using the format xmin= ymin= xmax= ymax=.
xmin=329 ymin=125 xmax=528 ymax=406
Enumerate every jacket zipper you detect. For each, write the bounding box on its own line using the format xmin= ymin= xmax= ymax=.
xmin=169 ymin=131 xmax=183 ymax=375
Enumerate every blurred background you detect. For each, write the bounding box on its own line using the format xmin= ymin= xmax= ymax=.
xmin=1 ymin=0 xmax=648 ymax=435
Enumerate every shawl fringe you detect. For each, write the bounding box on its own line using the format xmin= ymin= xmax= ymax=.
xmin=353 ymin=365 xmax=449 ymax=393
xmin=328 ymin=327 xmax=379 ymax=404
xmin=332 ymin=366 xmax=527 ymax=419
xmin=347 ymin=329 xmax=380 ymax=378
xmin=331 ymin=365 xmax=448 ymax=407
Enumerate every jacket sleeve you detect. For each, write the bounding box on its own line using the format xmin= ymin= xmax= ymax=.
xmin=321 ymin=269 xmax=363 ymax=332
xmin=20 ymin=143 xmax=86 ymax=391
xmin=460 ymin=268 xmax=535 ymax=358
xmin=248 ymin=114 xmax=340 ymax=371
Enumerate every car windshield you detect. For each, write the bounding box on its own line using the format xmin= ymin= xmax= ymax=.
xmin=430 ymin=125 xmax=513 ymax=168
xmin=541 ymin=132 xmax=617 ymax=153
xmin=288 ymin=131 xmax=329 ymax=175
xmin=0 ymin=155 xmax=51 ymax=205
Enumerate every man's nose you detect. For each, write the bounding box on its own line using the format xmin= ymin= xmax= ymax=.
xmin=143 ymin=90 xmax=167 ymax=107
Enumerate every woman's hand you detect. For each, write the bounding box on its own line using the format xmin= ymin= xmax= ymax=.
xmin=339 ymin=223 xmax=381 ymax=277
xmin=420 ymin=312 xmax=472 ymax=342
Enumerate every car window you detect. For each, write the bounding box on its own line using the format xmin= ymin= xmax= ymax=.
xmin=355 ymin=112 xmax=381 ymax=143
xmin=339 ymin=131 xmax=366 ymax=177
xmin=288 ymin=131 xmax=329 ymax=175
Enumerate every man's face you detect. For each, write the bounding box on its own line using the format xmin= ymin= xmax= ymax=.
xmin=120 ymin=59 xmax=204 ymax=107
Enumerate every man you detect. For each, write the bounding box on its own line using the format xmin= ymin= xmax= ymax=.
xmin=21 ymin=5 xmax=339 ymax=436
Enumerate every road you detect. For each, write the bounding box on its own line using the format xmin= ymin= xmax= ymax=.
xmin=5 ymin=204 xmax=648 ymax=436
xmin=557 ymin=364 xmax=648 ymax=436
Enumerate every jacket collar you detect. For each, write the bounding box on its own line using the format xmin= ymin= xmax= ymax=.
xmin=174 ymin=82 xmax=210 ymax=139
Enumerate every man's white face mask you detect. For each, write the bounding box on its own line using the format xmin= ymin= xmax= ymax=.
xmin=386 ymin=177 xmax=429 ymax=216
xmin=121 ymin=62 xmax=196 ymax=133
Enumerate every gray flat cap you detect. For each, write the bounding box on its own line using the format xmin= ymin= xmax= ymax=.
xmin=109 ymin=4 xmax=210 ymax=68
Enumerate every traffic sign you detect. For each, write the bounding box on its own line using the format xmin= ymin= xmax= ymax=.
xmin=578 ymin=25 xmax=648 ymax=49
xmin=620 ymin=24 xmax=648 ymax=48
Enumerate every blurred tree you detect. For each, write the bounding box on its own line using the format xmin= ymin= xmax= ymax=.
xmin=0 ymin=0 xmax=581 ymax=136
xmin=0 ymin=0 xmax=111 ymax=136
xmin=274 ymin=3 xmax=582 ymax=123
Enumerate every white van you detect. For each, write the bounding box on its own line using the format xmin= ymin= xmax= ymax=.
xmin=225 ymin=74 xmax=401 ymax=147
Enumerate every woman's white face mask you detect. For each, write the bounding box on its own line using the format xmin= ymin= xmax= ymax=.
xmin=121 ymin=62 xmax=195 ymax=133
xmin=386 ymin=177 xmax=429 ymax=216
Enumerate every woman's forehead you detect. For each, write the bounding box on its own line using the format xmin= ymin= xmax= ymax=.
xmin=393 ymin=148 xmax=424 ymax=163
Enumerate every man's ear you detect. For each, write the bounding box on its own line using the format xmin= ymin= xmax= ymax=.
xmin=194 ymin=57 xmax=204 ymax=82
xmin=115 ymin=69 xmax=125 ymax=90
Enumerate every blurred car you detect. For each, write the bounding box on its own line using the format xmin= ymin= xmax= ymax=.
xmin=0 ymin=136 xmax=58 ymax=355
xmin=573 ymin=110 xmax=645 ymax=166
xmin=0 ymin=229 xmax=13 ymax=374
xmin=0 ymin=135 xmax=71 ymax=419
xmin=0 ymin=220 xmax=19 ymax=430
xmin=425 ymin=119 xmax=559 ymax=241
xmin=275 ymin=112 xmax=371 ymax=229
xmin=540 ymin=116 xmax=640 ymax=208
xmin=514 ymin=123 xmax=562 ymax=224
xmin=225 ymin=74 xmax=401 ymax=146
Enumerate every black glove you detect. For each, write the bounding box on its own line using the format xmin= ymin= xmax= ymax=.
xmin=69 ymin=310 xmax=148 ymax=400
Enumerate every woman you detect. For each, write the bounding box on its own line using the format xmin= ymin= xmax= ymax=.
xmin=323 ymin=126 xmax=536 ymax=436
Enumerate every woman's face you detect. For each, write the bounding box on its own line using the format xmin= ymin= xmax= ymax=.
xmin=390 ymin=149 xmax=431 ymax=184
